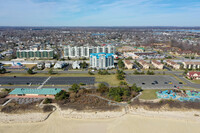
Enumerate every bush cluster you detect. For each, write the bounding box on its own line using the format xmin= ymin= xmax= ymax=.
xmin=116 ymin=70 xmax=125 ymax=80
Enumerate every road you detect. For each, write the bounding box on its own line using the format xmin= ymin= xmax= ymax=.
xmin=2 ymin=69 xmax=199 ymax=89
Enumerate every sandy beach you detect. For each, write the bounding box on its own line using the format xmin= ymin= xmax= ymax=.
xmin=0 ymin=107 xmax=200 ymax=133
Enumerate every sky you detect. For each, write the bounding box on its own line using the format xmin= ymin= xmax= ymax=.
xmin=0 ymin=0 xmax=200 ymax=26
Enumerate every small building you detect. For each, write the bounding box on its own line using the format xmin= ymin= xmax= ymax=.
xmin=37 ymin=62 xmax=45 ymax=69
xmin=45 ymin=62 xmax=52 ymax=68
xmin=187 ymin=72 xmax=200 ymax=80
xmin=166 ymin=60 xmax=180 ymax=70
xmin=8 ymin=88 xmax=62 ymax=99
xmin=151 ymin=60 xmax=163 ymax=69
xmin=124 ymin=60 xmax=133 ymax=69
xmin=183 ymin=62 xmax=200 ymax=69
xmin=123 ymin=52 xmax=139 ymax=59
xmin=72 ymin=61 xmax=80 ymax=69
xmin=54 ymin=62 xmax=65 ymax=69
xmin=138 ymin=60 xmax=150 ymax=69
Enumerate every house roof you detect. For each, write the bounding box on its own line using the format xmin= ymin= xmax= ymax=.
xmin=9 ymin=88 xmax=62 ymax=95
xmin=187 ymin=72 xmax=200 ymax=77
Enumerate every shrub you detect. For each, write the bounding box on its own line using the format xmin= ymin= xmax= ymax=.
xmin=43 ymin=105 xmax=54 ymax=112
xmin=43 ymin=98 xmax=52 ymax=104
xmin=88 ymin=71 xmax=94 ymax=75
xmin=97 ymin=83 xmax=109 ymax=94
xmin=79 ymin=82 xmax=86 ymax=86
xmin=55 ymin=90 xmax=69 ymax=100
xmin=1 ymin=106 xmax=15 ymax=113
xmin=69 ymin=84 xmax=80 ymax=93
xmin=27 ymin=68 xmax=34 ymax=74
xmin=118 ymin=59 xmax=125 ymax=68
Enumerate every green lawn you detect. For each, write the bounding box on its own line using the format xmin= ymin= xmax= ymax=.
xmin=139 ymin=89 xmax=159 ymax=100
xmin=191 ymin=80 xmax=200 ymax=84
xmin=0 ymin=73 xmax=121 ymax=86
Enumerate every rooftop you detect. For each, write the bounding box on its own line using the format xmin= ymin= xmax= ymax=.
xmin=9 ymin=88 xmax=62 ymax=95
xmin=90 ymin=52 xmax=114 ymax=58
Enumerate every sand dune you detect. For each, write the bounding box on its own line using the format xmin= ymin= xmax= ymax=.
xmin=0 ymin=109 xmax=200 ymax=133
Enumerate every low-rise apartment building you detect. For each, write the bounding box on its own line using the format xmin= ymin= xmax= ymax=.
xmin=166 ymin=60 xmax=180 ymax=70
xmin=138 ymin=60 xmax=150 ymax=69
xmin=16 ymin=49 xmax=54 ymax=59
xmin=151 ymin=60 xmax=163 ymax=69
xmin=124 ymin=60 xmax=133 ymax=69
xmin=183 ymin=62 xmax=200 ymax=69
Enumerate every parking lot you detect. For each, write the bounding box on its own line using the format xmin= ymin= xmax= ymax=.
xmin=10 ymin=98 xmax=42 ymax=104
xmin=0 ymin=76 xmax=95 ymax=85
xmin=0 ymin=77 xmax=47 ymax=85
xmin=126 ymin=75 xmax=184 ymax=89
xmin=46 ymin=77 xmax=95 ymax=85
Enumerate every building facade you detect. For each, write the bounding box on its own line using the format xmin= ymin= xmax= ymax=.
xmin=90 ymin=53 xmax=114 ymax=69
xmin=8 ymin=88 xmax=62 ymax=99
xmin=124 ymin=60 xmax=133 ymax=69
xmin=183 ymin=62 xmax=200 ymax=69
xmin=187 ymin=72 xmax=200 ymax=80
xmin=166 ymin=60 xmax=180 ymax=70
xmin=151 ymin=60 xmax=164 ymax=69
xmin=64 ymin=45 xmax=115 ymax=58
xmin=16 ymin=50 xmax=54 ymax=59
xmin=138 ymin=60 xmax=150 ymax=69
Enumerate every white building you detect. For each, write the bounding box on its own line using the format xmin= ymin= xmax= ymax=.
xmin=64 ymin=45 xmax=115 ymax=58
xmin=54 ymin=62 xmax=65 ymax=69
xmin=90 ymin=53 xmax=114 ymax=69
xmin=45 ymin=62 xmax=52 ymax=68
xmin=151 ymin=60 xmax=163 ymax=69
xmin=72 ymin=61 xmax=80 ymax=69
xmin=37 ymin=62 xmax=45 ymax=69
xmin=183 ymin=62 xmax=200 ymax=69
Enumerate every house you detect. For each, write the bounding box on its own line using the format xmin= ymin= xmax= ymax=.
xmin=124 ymin=60 xmax=133 ymax=69
xmin=37 ymin=62 xmax=45 ymax=69
xmin=166 ymin=60 xmax=180 ymax=70
xmin=45 ymin=62 xmax=52 ymax=68
xmin=54 ymin=62 xmax=65 ymax=69
xmin=182 ymin=62 xmax=200 ymax=69
xmin=8 ymin=88 xmax=62 ymax=99
xmin=187 ymin=72 xmax=200 ymax=80
xmin=138 ymin=60 xmax=150 ymax=69
xmin=151 ymin=60 xmax=163 ymax=69
xmin=72 ymin=61 xmax=80 ymax=69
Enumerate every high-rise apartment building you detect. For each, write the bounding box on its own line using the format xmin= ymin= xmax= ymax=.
xmin=64 ymin=45 xmax=115 ymax=58
xmin=90 ymin=53 xmax=114 ymax=69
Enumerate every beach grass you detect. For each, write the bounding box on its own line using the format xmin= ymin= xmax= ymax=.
xmin=139 ymin=89 xmax=158 ymax=100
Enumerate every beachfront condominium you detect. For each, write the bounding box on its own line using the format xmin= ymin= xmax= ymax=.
xmin=63 ymin=45 xmax=115 ymax=58
xmin=16 ymin=49 xmax=54 ymax=59
xmin=90 ymin=53 xmax=114 ymax=69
